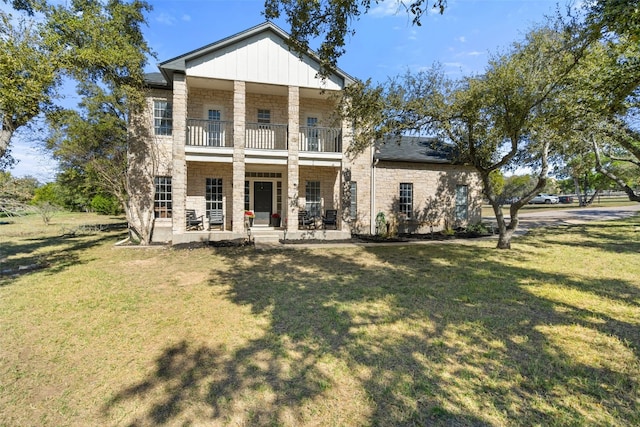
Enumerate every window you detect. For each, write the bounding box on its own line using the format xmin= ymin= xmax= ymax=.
xmin=305 ymin=181 xmax=321 ymax=218
xmin=306 ymin=117 xmax=319 ymax=151
xmin=154 ymin=176 xmax=172 ymax=218
xmin=399 ymin=183 xmax=413 ymax=218
xmin=206 ymin=178 xmax=223 ymax=218
xmin=276 ymin=181 xmax=282 ymax=215
xmin=244 ymin=181 xmax=250 ymax=211
xmin=257 ymin=109 xmax=271 ymax=124
xmin=207 ymin=109 xmax=222 ymax=146
xmin=154 ymin=100 xmax=172 ymax=135
xmin=349 ymin=181 xmax=357 ymax=220
xmin=455 ymin=185 xmax=469 ymax=221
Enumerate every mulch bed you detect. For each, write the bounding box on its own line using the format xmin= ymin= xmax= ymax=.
xmin=279 ymin=231 xmax=493 ymax=245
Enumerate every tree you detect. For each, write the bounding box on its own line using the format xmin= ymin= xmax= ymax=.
xmin=47 ymin=81 xmax=157 ymax=244
xmin=564 ymin=2 xmax=640 ymax=201
xmin=264 ymin=0 xmax=446 ymax=75
xmin=37 ymin=0 xmax=155 ymax=242
xmin=0 ymin=10 xmax=59 ymax=159
xmin=343 ymin=24 xmax=588 ymax=249
xmin=555 ymin=32 xmax=640 ymax=202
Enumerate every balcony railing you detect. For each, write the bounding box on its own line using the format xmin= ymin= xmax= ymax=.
xmin=299 ymin=126 xmax=342 ymax=153
xmin=186 ymin=119 xmax=233 ymax=147
xmin=185 ymin=120 xmax=341 ymax=153
xmin=245 ymin=123 xmax=288 ymax=150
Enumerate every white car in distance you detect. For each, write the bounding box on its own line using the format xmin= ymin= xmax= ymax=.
xmin=529 ymin=194 xmax=560 ymax=204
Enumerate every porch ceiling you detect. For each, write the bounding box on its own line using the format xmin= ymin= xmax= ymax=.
xmin=186 ymin=76 xmax=339 ymax=100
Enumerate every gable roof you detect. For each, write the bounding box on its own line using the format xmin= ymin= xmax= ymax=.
xmin=374 ymin=136 xmax=455 ymax=164
xmin=153 ymin=21 xmax=355 ymax=89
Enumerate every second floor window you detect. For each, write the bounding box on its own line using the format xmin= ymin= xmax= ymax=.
xmin=154 ymin=100 xmax=172 ymax=136
xmin=306 ymin=117 xmax=319 ymax=151
xmin=257 ymin=109 xmax=271 ymax=124
xmin=399 ymin=183 xmax=413 ymax=218
xmin=207 ymin=109 xmax=222 ymax=146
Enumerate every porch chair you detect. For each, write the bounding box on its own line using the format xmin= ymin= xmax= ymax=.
xmin=208 ymin=209 xmax=225 ymax=231
xmin=186 ymin=209 xmax=204 ymax=230
xmin=322 ymin=209 xmax=338 ymax=230
xmin=298 ymin=209 xmax=314 ymax=229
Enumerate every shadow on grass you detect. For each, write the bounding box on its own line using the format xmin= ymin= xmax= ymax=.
xmin=104 ymin=236 xmax=640 ymax=425
xmin=0 ymin=228 xmax=125 ymax=286
xmin=533 ymin=219 xmax=640 ymax=255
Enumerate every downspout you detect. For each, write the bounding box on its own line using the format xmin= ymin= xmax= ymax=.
xmin=371 ymin=146 xmax=377 ymax=235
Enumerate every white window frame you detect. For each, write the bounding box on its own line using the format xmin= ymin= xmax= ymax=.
xmin=206 ymin=178 xmax=223 ymax=218
xmin=154 ymin=176 xmax=172 ymax=218
xmin=205 ymin=107 xmax=224 ymax=146
xmin=153 ymin=100 xmax=172 ymax=136
xmin=306 ymin=116 xmax=319 ymax=151
xmin=455 ymin=185 xmax=469 ymax=221
xmin=257 ymin=109 xmax=271 ymax=124
xmin=305 ymin=181 xmax=321 ymax=218
xmin=399 ymin=183 xmax=413 ymax=218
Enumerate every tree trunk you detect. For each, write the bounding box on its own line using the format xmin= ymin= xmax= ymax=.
xmin=0 ymin=128 xmax=13 ymax=160
xmin=573 ymin=177 xmax=587 ymax=206
xmin=592 ymin=137 xmax=640 ymax=203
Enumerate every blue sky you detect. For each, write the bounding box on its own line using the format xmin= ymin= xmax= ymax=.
xmin=9 ymin=0 xmax=566 ymax=181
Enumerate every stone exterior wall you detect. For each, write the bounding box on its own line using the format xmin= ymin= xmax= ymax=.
xmin=187 ymin=88 xmax=234 ymax=120
xmin=186 ymin=162 xmax=234 ymax=230
xmin=373 ymin=161 xmax=482 ymax=233
xmin=144 ymin=89 xmax=174 ymax=175
xmin=299 ymin=98 xmax=339 ymax=127
xmin=342 ymin=146 xmax=373 ymax=234
xmin=298 ymin=166 xmax=341 ymax=213
xmin=245 ymin=93 xmax=288 ymax=124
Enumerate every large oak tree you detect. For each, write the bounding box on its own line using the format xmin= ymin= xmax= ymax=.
xmin=343 ymin=24 xmax=588 ymax=249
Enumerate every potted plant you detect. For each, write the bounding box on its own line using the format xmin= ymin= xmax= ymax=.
xmin=270 ymin=212 xmax=281 ymax=227
xmin=244 ymin=210 xmax=255 ymax=227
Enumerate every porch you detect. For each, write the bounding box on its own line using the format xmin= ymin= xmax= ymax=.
xmin=170 ymin=226 xmax=351 ymax=245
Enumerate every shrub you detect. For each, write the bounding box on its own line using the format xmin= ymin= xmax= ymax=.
xmin=90 ymin=194 xmax=122 ymax=215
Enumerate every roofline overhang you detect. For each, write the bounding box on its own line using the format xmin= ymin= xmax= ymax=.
xmin=156 ymin=21 xmax=355 ymax=89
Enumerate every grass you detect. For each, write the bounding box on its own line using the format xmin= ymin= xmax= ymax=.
xmin=1 ymin=212 xmax=639 ymax=426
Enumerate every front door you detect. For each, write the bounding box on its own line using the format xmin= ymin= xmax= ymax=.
xmin=253 ymin=181 xmax=272 ymax=226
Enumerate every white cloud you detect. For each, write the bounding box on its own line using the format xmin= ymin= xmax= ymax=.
xmin=155 ymin=12 xmax=176 ymax=26
xmin=370 ymin=1 xmax=402 ymax=17
xmin=9 ymin=143 xmax=57 ymax=182
xmin=466 ymin=51 xmax=485 ymax=57
xmin=181 ymin=14 xmax=191 ymax=22
xmin=457 ymin=36 xmax=466 ymax=43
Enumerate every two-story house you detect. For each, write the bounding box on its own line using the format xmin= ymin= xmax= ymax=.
xmin=137 ymin=22 xmax=482 ymax=244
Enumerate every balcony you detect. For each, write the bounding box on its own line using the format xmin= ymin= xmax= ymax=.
xmin=245 ymin=123 xmax=288 ymax=150
xmin=185 ymin=119 xmax=342 ymax=155
xmin=186 ymin=119 xmax=233 ymax=147
xmin=299 ymin=126 xmax=342 ymax=153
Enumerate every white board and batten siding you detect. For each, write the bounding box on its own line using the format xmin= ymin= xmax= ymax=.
xmin=186 ymin=32 xmax=344 ymax=91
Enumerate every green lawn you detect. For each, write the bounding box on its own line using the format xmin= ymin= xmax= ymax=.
xmin=1 ymin=212 xmax=639 ymax=426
